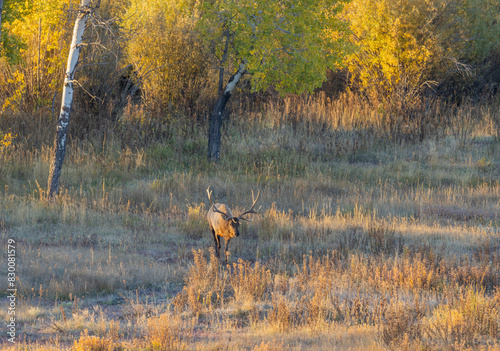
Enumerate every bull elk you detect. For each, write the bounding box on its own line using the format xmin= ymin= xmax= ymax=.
xmin=206 ymin=186 xmax=261 ymax=263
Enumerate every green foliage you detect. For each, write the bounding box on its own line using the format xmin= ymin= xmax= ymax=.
xmin=199 ymin=0 xmax=348 ymax=94
xmin=441 ymin=0 xmax=500 ymax=64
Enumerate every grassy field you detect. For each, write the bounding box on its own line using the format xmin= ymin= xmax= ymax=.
xmin=1 ymin=95 xmax=500 ymax=350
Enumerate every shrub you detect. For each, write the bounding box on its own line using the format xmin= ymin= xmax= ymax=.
xmin=424 ymin=287 xmax=500 ymax=346
xmin=381 ymin=303 xmax=423 ymax=347
xmin=0 ymin=131 xmax=15 ymax=154
xmin=146 ymin=313 xmax=192 ymax=351
xmin=230 ymin=259 xmax=272 ymax=303
xmin=179 ymin=202 xmax=207 ymax=239
xmin=73 ymin=329 xmax=121 ymax=351
xmin=173 ymin=248 xmax=229 ymax=313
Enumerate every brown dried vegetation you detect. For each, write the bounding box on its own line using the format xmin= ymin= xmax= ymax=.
xmin=1 ymin=86 xmax=499 ymax=351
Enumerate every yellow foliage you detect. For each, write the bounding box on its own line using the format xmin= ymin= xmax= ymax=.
xmin=1 ymin=0 xmax=75 ymax=112
xmin=179 ymin=202 xmax=207 ymax=238
xmin=267 ymin=295 xmax=293 ymax=333
xmin=0 ymin=132 xmax=16 ymax=154
xmin=2 ymin=70 xmax=26 ymax=112
xmin=230 ymin=259 xmax=272 ymax=303
xmin=425 ymin=287 xmax=500 ymax=345
xmin=343 ymin=0 xmax=438 ymax=96
xmin=343 ymin=0 xmax=500 ymax=100
xmin=122 ymin=0 xmax=211 ymax=111
xmin=251 ymin=340 xmax=286 ymax=351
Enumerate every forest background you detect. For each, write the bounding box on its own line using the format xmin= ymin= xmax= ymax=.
xmin=1 ymin=0 xmax=500 ymax=350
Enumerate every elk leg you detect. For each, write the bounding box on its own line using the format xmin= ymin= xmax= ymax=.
xmin=217 ymin=236 xmax=221 ymax=257
xmin=224 ymin=238 xmax=231 ymax=264
xmin=211 ymin=227 xmax=220 ymax=257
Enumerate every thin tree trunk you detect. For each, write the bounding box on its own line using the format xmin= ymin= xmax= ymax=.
xmin=207 ymin=61 xmax=246 ymax=161
xmin=0 ymin=0 xmax=4 ymax=37
xmin=218 ymin=33 xmax=230 ymax=94
xmin=47 ymin=0 xmax=92 ymax=198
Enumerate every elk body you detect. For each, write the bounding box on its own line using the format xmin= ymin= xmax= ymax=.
xmin=206 ymin=187 xmax=260 ymax=263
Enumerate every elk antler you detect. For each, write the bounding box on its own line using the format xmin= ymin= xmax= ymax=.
xmin=237 ymin=190 xmax=261 ymax=221
xmin=206 ymin=186 xmax=233 ymax=220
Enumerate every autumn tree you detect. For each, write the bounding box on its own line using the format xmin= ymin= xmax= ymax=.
xmin=341 ymin=0 xmax=500 ymax=140
xmin=343 ymin=0 xmax=500 ymax=100
xmin=200 ymin=0 xmax=348 ymax=161
xmin=0 ymin=0 xmax=77 ymax=113
xmin=47 ymin=0 xmax=99 ymax=198
xmin=433 ymin=0 xmax=500 ymax=98
xmin=121 ymin=0 xmax=211 ymax=116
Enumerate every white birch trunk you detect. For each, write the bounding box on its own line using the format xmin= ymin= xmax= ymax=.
xmin=48 ymin=0 xmax=92 ymax=197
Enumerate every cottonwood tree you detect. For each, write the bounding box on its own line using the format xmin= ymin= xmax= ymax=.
xmin=201 ymin=0 xmax=348 ymax=161
xmin=47 ymin=0 xmax=99 ymax=198
xmin=121 ymin=0 xmax=209 ymax=115
xmin=344 ymin=0 xmax=500 ymax=98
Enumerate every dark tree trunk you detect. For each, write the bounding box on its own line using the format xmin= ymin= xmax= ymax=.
xmin=48 ymin=104 xmax=72 ymax=196
xmin=0 ymin=0 xmax=3 ymax=38
xmin=207 ymin=62 xmax=246 ymax=161
xmin=207 ymin=90 xmax=231 ymax=161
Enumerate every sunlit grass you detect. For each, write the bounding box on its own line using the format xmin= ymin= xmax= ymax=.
xmin=0 ymin=96 xmax=499 ymax=350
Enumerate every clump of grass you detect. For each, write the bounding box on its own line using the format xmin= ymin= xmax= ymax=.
xmin=266 ymin=295 xmax=294 ymax=333
xmin=367 ymin=222 xmax=400 ymax=255
xmin=179 ymin=202 xmax=207 ymax=239
xmin=73 ymin=329 xmax=121 ymax=351
xmin=424 ymin=287 xmax=500 ymax=347
xmin=173 ymin=248 xmax=228 ymax=314
xmin=301 ymin=290 xmax=337 ymax=330
xmin=380 ymin=302 xmax=423 ymax=348
xmin=146 ymin=312 xmax=194 ymax=351
xmin=230 ymin=259 xmax=272 ymax=303
xmin=254 ymin=203 xmax=294 ymax=241
xmin=251 ymin=340 xmax=286 ymax=351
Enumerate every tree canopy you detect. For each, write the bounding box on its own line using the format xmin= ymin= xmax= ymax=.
xmin=0 ymin=0 xmax=498 ymax=146
xmin=0 ymin=0 xmax=75 ymax=112
xmin=200 ymin=0 xmax=348 ymax=95
xmin=344 ymin=0 xmax=500 ymax=99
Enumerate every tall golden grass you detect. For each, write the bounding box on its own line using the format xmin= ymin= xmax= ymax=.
xmin=0 ymin=94 xmax=499 ymax=350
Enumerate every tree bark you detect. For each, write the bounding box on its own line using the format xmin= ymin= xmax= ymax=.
xmin=0 ymin=0 xmax=4 ymax=38
xmin=47 ymin=0 xmax=92 ymax=198
xmin=207 ymin=61 xmax=246 ymax=161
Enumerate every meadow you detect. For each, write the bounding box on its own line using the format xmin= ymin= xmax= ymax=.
xmin=1 ymin=94 xmax=500 ymax=350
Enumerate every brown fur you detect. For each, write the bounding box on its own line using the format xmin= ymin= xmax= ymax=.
xmin=206 ymin=187 xmax=260 ymax=263
xmin=207 ymin=203 xmax=240 ymax=263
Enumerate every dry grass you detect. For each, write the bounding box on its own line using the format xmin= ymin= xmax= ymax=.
xmin=1 ymin=95 xmax=499 ymax=350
